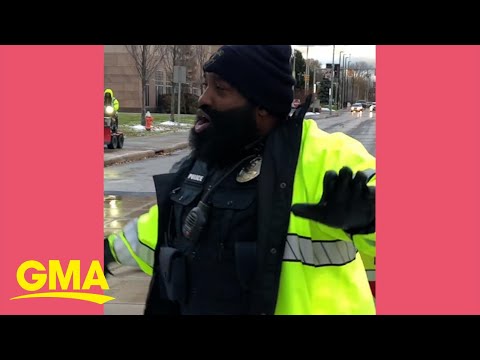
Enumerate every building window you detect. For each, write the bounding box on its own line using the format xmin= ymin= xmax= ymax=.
xmin=156 ymin=85 xmax=163 ymax=106
xmin=155 ymin=70 xmax=164 ymax=85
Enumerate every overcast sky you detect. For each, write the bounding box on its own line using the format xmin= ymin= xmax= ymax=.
xmin=292 ymin=45 xmax=376 ymax=68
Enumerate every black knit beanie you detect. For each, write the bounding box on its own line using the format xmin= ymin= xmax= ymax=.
xmin=203 ymin=45 xmax=295 ymax=118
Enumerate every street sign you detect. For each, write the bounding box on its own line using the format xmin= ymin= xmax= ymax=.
xmin=173 ymin=66 xmax=187 ymax=84
xmin=174 ymin=66 xmax=187 ymax=121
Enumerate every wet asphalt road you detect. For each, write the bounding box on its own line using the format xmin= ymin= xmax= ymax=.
xmin=104 ymin=110 xmax=375 ymax=195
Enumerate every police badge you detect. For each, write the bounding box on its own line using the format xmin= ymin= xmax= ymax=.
xmin=236 ymin=156 xmax=262 ymax=183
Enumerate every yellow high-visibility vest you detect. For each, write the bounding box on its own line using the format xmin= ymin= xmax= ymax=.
xmin=274 ymin=119 xmax=376 ymax=315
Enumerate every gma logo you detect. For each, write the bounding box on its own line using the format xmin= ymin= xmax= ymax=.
xmin=10 ymin=260 xmax=115 ymax=304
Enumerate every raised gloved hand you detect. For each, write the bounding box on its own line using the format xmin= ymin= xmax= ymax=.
xmin=291 ymin=167 xmax=375 ymax=234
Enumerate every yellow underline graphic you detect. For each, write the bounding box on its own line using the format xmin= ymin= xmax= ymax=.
xmin=10 ymin=292 xmax=115 ymax=304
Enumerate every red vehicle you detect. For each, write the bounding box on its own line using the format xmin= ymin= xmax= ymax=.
xmin=104 ymin=104 xmax=124 ymax=149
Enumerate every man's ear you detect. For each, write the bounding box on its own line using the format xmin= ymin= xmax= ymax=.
xmin=255 ymin=106 xmax=277 ymax=135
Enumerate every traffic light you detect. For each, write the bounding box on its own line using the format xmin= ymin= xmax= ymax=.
xmin=326 ymin=64 xmax=341 ymax=77
xmin=334 ymin=64 xmax=340 ymax=77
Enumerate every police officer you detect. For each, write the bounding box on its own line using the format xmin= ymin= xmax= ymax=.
xmin=105 ymin=45 xmax=376 ymax=315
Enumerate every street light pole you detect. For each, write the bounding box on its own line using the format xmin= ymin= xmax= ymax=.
xmin=344 ymin=55 xmax=350 ymax=106
xmin=313 ymin=66 xmax=316 ymax=112
xmin=337 ymin=51 xmax=343 ymax=109
xmin=329 ymin=45 xmax=335 ymax=115
xmin=304 ymin=45 xmax=309 ymax=94
xmin=341 ymin=54 xmax=348 ymax=108
xmin=347 ymin=60 xmax=355 ymax=104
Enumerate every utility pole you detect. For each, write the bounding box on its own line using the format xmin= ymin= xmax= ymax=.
xmin=304 ymin=45 xmax=310 ymax=95
xmin=313 ymin=67 xmax=316 ymax=112
xmin=329 ymin=45 xmax=335 ymax=115
xmin=345 ymin=60 xmax=349 ymax=105
xmin=344 ymin=54 xmax=350 ymax=107
xmin=366 ymin=70 xmax=371 ymax=101
xmin=337 ymin=51 xmax=343 ymax=109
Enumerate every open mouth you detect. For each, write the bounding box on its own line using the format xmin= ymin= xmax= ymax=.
xmin=195 ymin=109 xmax=212 ymax=133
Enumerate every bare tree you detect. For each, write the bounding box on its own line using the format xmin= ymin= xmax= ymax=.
xmin=354 ymin=61 xmax=370 ymax=77
xmin=193 ymin=45 xmax=210 ymax=93
xmin=307 ymin=59 xmax=322 ymax=89
xmin=351 ymin=61 xmax=374 ymax=101
xmin=125 ymin=45 xmax=167 ymax=124
xmin=163 ymin=45 xmax=193 ymax=121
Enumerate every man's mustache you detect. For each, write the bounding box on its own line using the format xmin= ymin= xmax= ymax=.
xmin=196 ymin=107 xmax=212 ymax=122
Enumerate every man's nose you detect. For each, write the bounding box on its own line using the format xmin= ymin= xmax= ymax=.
xmin=198 ymin=89 xmax=212 ymax=108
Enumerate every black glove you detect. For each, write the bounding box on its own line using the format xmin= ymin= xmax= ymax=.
xmin=291 ymin=167 xmax=375 ymax=234
xmin=104 ymin=237 xmax=116 ymax=276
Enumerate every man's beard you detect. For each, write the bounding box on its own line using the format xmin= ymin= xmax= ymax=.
xmin=189 ymin=103 xmax=260 ymax=168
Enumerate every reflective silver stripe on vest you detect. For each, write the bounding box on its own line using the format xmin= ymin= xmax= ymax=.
xmin=113 ymin=219 xmax=155 ymax=268
xmin=284 ymin=235 xmax=357 ymax=266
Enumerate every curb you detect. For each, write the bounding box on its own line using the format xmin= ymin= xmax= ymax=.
xmin=155 ymin=142 xmax=190 ymax=154
xmin=104 ymin=142 xmax=189 ymax=167
xmin=104 ymin=150 xmax=155 ymax=167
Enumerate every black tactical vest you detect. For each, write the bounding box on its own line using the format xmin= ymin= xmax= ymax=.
xmin=149 ymin=154 xmax=261 ymax=315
